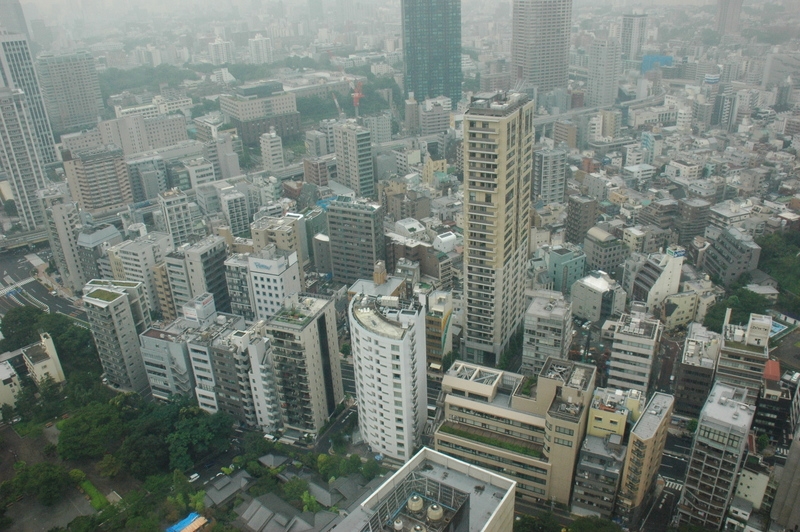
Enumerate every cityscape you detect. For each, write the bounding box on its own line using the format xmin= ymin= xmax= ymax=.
xmin=0 ymin=0 xmax=800 ymax=530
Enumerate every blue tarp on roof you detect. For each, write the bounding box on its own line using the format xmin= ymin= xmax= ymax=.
xmin=166 ymin=512 xmax=200 ymax=532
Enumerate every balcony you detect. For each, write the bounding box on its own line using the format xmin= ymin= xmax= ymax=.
xmin=438 ymin=422 xmax=544 ymax=459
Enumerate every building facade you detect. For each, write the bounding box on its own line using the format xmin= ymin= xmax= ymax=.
xmin=511 ymin=0 xmax=572 ymax=94
xmin=36 ymin=51 xmax=103 ymax=133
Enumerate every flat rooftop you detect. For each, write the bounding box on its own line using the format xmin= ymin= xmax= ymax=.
xmin=615 ymin=313 xmax=660 ymax=340
xmin=271 ymin=296 xmax=330 ymax=328
xmin=681 ymin=323 xmax=721 ymax=368
xmin=702 ymin=383 xmax=754 ymax=431
xmin=632 ymin=393 xmax=674 ymax=440
xmin=335 ymin=447 xmax=515 ymax=532
xmin=351 ymin=295 xmax=421 ymax=340
xmin=22 ymin=343 xmax=50 ymax=364
xmin=541 ymin=358 xmax=593 ymax=392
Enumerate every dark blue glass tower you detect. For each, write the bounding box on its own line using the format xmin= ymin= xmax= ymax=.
xmin=401 ymin=0 xmax=462 ymax=104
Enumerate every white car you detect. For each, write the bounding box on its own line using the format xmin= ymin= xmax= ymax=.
xmin=189 ymin=473 xmax=200 ymax=483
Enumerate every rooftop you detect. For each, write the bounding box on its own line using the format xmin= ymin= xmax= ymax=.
xmin=85 ymin=288 xmax=124 ymax=303
xmin=271 ymin=295 xmax=330 ymax=328
xmin=351 ymin=294 xmax=422 ymax=340
xmin=22 ymin=343 xmax=50 ymax=364
xmin=577 ymin=271 xmax=618 ymax=293
xmin=541 ymin=358 xmax=593 ymax=392
xmin=702 ymin=383 xmax=755 ymax=430
xmin=681 ymin=323 xmax=721 ymax=368
xmin=614 ymin=313 xmax=661 ymax=341
xmin=632 ymin=393 xmax=674 ymax=440
xmin=526 ymin=292 xmax=570 ymax=320
xmin=335 ymin=447 xmax=515 ymax=532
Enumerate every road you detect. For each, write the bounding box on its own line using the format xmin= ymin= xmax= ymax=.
xmin=0 ymin=247 xmax=87 ymax=322
xmin=640 ymin=484 xmax=681 ymax=532
xmin=314 ymin=405 xmax=358 ymax=454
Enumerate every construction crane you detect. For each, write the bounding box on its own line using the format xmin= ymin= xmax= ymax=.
xmin=332 ymin=93 xmax=345 ymax=120
xmin=352 ymin=81 xmax=364 ymax=118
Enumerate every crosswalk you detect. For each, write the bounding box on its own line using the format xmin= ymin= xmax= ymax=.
xmin=665 ymin=480 xmax=684 ymax=491
xmin=0 ymin=277 xmax=34 ymax=297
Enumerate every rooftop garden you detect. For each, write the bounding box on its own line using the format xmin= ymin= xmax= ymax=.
xmin=86 ymin=289 xmax=122 ymax=302
xmin=439 ymin=422 xmax=543 ymax=459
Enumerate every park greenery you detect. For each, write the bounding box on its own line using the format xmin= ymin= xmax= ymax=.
xmin=702 ymin=288 xmax=770 ymax=333
xmin=756 ymin=230 xmax=800 ymax=317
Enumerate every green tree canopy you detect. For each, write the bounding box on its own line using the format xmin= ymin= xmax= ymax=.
xmin=703 ymin=288 xmax=770 ymax=333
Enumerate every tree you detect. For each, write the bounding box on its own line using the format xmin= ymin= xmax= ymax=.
xmin=571 ymin=516 xmax=622 ymax=532
xmin=302 ymin=491 xmax=321 ymax=512
xmin=12 ymin=462 xmax=71 ymax=505
xmin=0 ymin=306 xmax=44 ymax=351
xmin=282 ymin=477 xmax=308 ymax=502
xmin=57 ymin=402 xmax=123 ymax=460
xmin=757 ymin=433 xmax=770 ymax=452
xmin=3 ymin=200 xmax=17 ymax=217
xmin=361 ymin=458 xmax=381 ymax=481
xmin=703 ymin=289 xmax=770 ymax=333
xmin=69 ymin=469 xmax=87 ymax=484
xmin=1 ymin=404 xmax=13 ymax=422
xmin=513 ymin=512 xmax=562 ymax=532
xmin=687 ymin=419 xmax=698 ymax=433
xmin=97 ymin=454 xmax=122 ymax=477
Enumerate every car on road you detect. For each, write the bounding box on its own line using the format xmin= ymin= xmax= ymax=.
xmin=189 ymin=473 xmax=200 ymax=483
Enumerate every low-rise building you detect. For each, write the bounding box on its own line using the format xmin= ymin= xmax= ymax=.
xmin=21 ymin=333 xmax=65 ymax=386
xmin=571 ymin=271 xmax=627 ymax=323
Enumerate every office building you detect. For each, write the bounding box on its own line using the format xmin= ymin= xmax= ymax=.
xmin=127 ymin=154 xmax=168 ymax=203
xmin=616 ymin=393 xmax=674 ymax=529
xmin=260 ymin=127 xmax=284 ymax=173
xmin=418 ymin=96 xmax=452 ymax=136
xmin=674 ymin=323 xmax=721 ymax=418
xmin=36 ymin=51 xmax=103 ymax=133
xmin=426 ymin=291 xmax=454 ymax=367
xmin=83 ymin=279 xmax=152 ymax=396
xmin=76 ymin=223 xmax=123 ymax=282
xmin=0 ymin=87 xmax=48 ymax=230
xmin=462 ymin=92 xmax=534 ymax=366
xmin=158 ymin=188 xmax=198 ymax=246
xmin=583 ymin=227 xmax=629 ymax=278
xmin=224 ymin=253 xmax=255 ymax=322
xmin=334 ymin=447 xmax=515 ymax=532
xmin=717 ymin=310 xmax=771 ymax=404
xmin=625 ymin=246 xmax=685 ymax=314
xmin=219 ymin=81 xmax=300 ymax=144
xmin=586 ymin=387 xmax=645 ymax=438
xmin=571 ymin=271 xmax=626 ymax=323
xmin=265 ymin=294 xmax=343 ymax=436
xmin=533 ymin=148 xmax=567 ymax=204
xmin=248 ymin=246 xmax=302 ymax=320
xmin=677 ymin=383 xmax=754 ymax=530
xmin=544 ymin=244 xmax=586 ymax=295
xmin=716 ymin=0 xmax=744 ymax=35
xmin=327 ymin=198 xmax=386 ymax=285
xmin=401 ymin=0 xmax=462 ymax=104
xmin=303 ymin=156 xmax=329 ymax=186
xmin=0 ymin=29 xmax=57 ymax=164
xmin=607 ymin=312 xmax=663 ymax=395
xmin=39 ymin=185 xmax=84 ymax=293
xmin=511 ymin=0 xmax=572 ymax=94
xmin=63 ymin=146 xmax=133 ymax=217
xmin=703 ymin=226 xmax=761 ymax=287
xmin=675 ymin=198 xmax=711 ymax=247
xmin=165 ymin=236 xmax=230 ymax=314
xmin=434 ymin=358 xmax=595 ymax=506
xmin=621 ymin=14 xmax=647 ymax=60
xmin=349 ymin=294 xmax=427 ymax=462
xmin=252 ymin=212 xmax=309 ymax=270
xmin=586 ymin=39 xmax=621 ymax=108
xmin=333 ymin=120 xmax=374 ymax=198
xmin=106 ymin=232 xmax=174 ymax=315
xmin=571 ymin=433 xmax=627 ymax=519
xmin=752 ymin=360 xmax=796 ymax=447
xmin=139 ymin=317 xmax=195 ymax=402
xmin=219 ymin=189 xmax=249 ymax=237
xmin=566 ymin=195 xmax=598 ymax=246
xmin=522 ymin=290 xmax=572 ymax=375
xmin=208 ymin=38 xmax=234 ymax=65
xmin=248 ymin=34 xmax=273 ymax=65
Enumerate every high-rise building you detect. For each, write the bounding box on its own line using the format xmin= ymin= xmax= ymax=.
xmin=616 ymin=393 xmax=674 ymax=529
xmin=83 ymin=279 xmax=152 ymax=396
xmin=248 ymin=34 xmax=273 ymax=65
xmin=621 ymin=14 xmax=647 ymax=60
xmin=39 ymin=185 xmax=83 ymax=293
xmin=0 ymin=29 xmax=57 ymax=164
xmin=158 ymin=188 xmax=197 ymax=246
xmin=251 ymin=212 xmax=309 ymax=277
xmin=349 ymin=294 xmax=427 ymax=462
xmin=36 ymin=51 xmax=103 ymax=133
xmin=0 ymin=87 xmax=48 ymax=230
xmin=716 ymin=0 xmax=744 ymax=35
xmin=512 ymin=0 xmax=572 ymax=94
xmin=208 ymin=38 xmax=234 ymax=65
xmin=401 ymin=0 xmax=462 ymax=104
xmin=333 ymin=120 xmax=374 ymax=198
xmin=717 ymin=310 xmax=771 ymax=404
xmin=106 ymin=232 xmax=174 ymax=315
xmin=265 ymin=294 xmax=343 ymax=436
xmin=675 ymin=198 xmax=711 ymax=246
xmin=434 ymin=358 xmax=596 ymax=506
xmin=522 ymin=290 xmax=572 ymax=375
xmin=586 ymin=39 xmax=621 ymax=108
xmin=248 ymin=246 xmax=302 ymax=321
xmin=302 ymin=156 xmax=329 ymax=186
xmin=674 ymin=322 xmax=721 ymax=418
xmin=63 ymin=146 xmax=133 ymax=217
xmin=533 ymin=148 xmax=567 ymax=204
xmin=583 ymin=226 xmax=629 ymax=278
xmin=77 ymin=224 xmax=123 ymax=282
xmin=677 ymin=383 xmax=754 ymax=530
xmin=327 ymin=198 xmax=386 ymax=285
xmin=702 ymin=226 xmax=761 ymax=287
xmin=260 ymin=127 xmax=284 ymax=173
xmin=571 ymin=271 xmax=627 ymax=323
xmin=425 ymin=291 xmax=454 ymax=367
xmin=167 ymin=236 xmax=230 ymax=314
xmin=607 ymin=312 xmax=663 ymax=395
xmin=462 ymin=92 xmax=534 ymax=366
xmin=566 ymin=195 xmax=598 ymax=246
xmin=625 ymin=246 xmax=685 ymax=314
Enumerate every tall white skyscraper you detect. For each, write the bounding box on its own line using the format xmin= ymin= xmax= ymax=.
xmin=621 ymin=14 xmax=647 ymax=60
xmin=512 ymin=0 xmax=572 ymax=94
xmin=260 ymin=127 xmax=285 ymax=173
xmin=587 ymin=39 xmax=621 ymax=108
xmin=350 ymin=294 xmax=427 ymax=462
xmin=0 ymin=87 xmax=48 ymax=230
xmin=463 ymin=92 xmax=534 ymax=366
xmin=248 ymin=34 xmax=273 ymax=65
xmin=0 ymin=28 xmax=57 ymax=164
